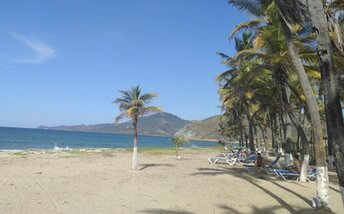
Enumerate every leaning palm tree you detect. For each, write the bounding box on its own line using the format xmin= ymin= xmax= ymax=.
xmin=228 ymin=0 xmax=330 ymax=207
xmin=114 ymin=85 xmax=162 ymax=170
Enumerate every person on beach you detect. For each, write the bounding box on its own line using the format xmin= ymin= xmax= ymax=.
xmin=255 ymin=153 xmax=264 ymax=167
xmin=283 ymin=154 xmax=302 ymax=173
xmin=291 ymin=154 xmax=302 ymax=173
xmin=240 ymin=150 xmax=248 ymax=159
xmin=255 ymin=153 xmax=265 ymax=176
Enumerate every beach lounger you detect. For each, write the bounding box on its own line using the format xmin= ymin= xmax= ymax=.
xmin=218 ymin=149 xmax=242 ymax=158
xmin=266 ymin=155 xmax=281 ymax=168
xmin=241 ymin=153 xmax=258 ymax=165
xmin=244 ymin=155 xmax=280 ymax=172
xmin=273 ymin=168 xmax=316 ymax=182
xmin=219 ymin=152 xmax=235 ymax=158
xmin=208 ymin=157 xmax=238 ymax=165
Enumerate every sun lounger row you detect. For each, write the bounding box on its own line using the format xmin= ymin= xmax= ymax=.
xmin=208 ymin=153 xmax=316 ymax=182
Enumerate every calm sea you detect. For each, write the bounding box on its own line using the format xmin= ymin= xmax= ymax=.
xmin=0 ymin=127 xmax=217 ymax=150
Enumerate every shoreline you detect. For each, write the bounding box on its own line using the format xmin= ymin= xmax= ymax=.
xmin=0 ymin=146 xmax=221 ymax=155
xmin=3 ymin=126 xmax=222 ymax=142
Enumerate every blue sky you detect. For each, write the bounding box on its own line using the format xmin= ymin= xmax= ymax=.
xmin=0 ymin=0 xmax=246 ymax=128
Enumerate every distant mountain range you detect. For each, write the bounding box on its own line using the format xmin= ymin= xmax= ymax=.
xmin=38 ymin=112 xmax=222 ymax=140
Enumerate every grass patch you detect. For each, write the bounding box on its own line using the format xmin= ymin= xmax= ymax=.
xmin=58 ymin=148 xmax=132 ymax=158
xmin=13 ymin=151 xmax=29 ymax=158
xmin=139 ymin=147 xmax=175 ymax=155
xmin=138 ymin=146 xmax=225 ymax=155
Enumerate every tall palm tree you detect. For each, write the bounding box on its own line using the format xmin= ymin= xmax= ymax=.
xmin=228 ymin=0 xmax=330 ymax=207
xmin=306 ymin=0 xmax=344 ymax=205
xmin=114 ymin=85 xmax=162 ymax=170
xmin=276 ymin=0 xmax=344 ymax=206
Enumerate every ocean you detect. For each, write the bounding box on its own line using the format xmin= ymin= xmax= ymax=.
xmin=0 ymin=127 xmax=217 ymax=150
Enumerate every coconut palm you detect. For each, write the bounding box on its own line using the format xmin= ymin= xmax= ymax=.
xmin=305 ymin=0 xmax=344 ymax=205
xmin=171 ymin=136 xmax=189 ymax=160
xmin=114 ymin=85 xmax=162 ymax=170
xmin=228 ymin=0 xmax=331 ymax=207
xmin=275 ymin=0 xmax=344 ymax=207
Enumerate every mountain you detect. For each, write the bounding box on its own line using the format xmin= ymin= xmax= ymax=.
xmin=175 ymin=115 xmax=222 ymax=140
xmin=38 ymin=112 xmax=223 ymax=140
xmin=38 ymin=112 xmax=190 ymax=137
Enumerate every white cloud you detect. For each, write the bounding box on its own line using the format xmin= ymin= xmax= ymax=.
xmin=11 ymin=33 xmax=56 ymax=64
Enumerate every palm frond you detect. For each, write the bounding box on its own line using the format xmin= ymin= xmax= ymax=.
xmin=217 ymin=52 xmax=230 ymax=59
xmin=233 ymin=48 xmax=266 ymax=61
xmin=140 ymin=106 xmax=163 ymax=116
xmin=140 ymin=93 xmax=159 ymax=102
xmin=304 ymin=65 xmax=321 ymax=79
xmin=215 ymin=69 xmax=236 ymax=82
xmin=275 ymin=0 xmax=309 ymax=26
xmin=327 ymin=0 xmax=344 ymax=12
xmin=115 ymin=113 xmax=128 ymax=123
xmin=229 ymin=0 xmax=265 ymax=17
xmin=117 ymin=90 xmax=132 ymax=102
xmin=230 ymin=18 xmax=265 ymax=38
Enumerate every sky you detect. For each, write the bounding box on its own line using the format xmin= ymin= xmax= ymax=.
xmin=0 ymin=0 xmax=247 ymax=128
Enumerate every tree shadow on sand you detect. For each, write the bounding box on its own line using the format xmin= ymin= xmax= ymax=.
xmin=139 ymin=163 xmax=174 ymax=171
xmin=217 ymin=204 xmax=332 ymax=214
xmin=140 ymin=208 xmax=193 ymax=214
xmin=190 ymin=167 xmax=319 ymax=213
xmin=329 ymin=186 xmax=340 ymax=193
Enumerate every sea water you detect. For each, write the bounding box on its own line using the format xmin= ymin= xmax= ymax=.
xmin=0 ymin=127 xmax=217 ymax=150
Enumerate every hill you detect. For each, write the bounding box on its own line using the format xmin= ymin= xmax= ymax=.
xmin=38 ymin=112 xmax=190 ymax=137
xmin=175 ymin=115 xmax=222 ymax=140
xmin=38 ymin=113 xmax=223 ymax=140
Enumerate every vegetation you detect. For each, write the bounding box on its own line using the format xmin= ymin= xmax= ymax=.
xmin=114 ymin=85 xmax=162 ymax=170
xmin=218 ymin=0 xmax=344 ymax=209
xmin=171 ymin=136 xmax=189 ymax=159
xmin=181 ymin=115 xmax=222 ymax=140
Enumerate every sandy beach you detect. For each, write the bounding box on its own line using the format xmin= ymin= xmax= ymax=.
xmin=0 ymin=149 xmax=342 ymax=214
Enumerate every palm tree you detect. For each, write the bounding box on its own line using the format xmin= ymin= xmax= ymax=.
xmin=114 ymin=85 xmax=162 ymax=170
xmin=171 ymin=136 xmax=189 ymax=160
xmin=305 ymin=0 xmax=344 ymax=205
xmin=228 ymin=0 xmax=330 ymax=207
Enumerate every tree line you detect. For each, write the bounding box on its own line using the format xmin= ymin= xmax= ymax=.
xmin=217 ymin=0 xmax=344 ymax=209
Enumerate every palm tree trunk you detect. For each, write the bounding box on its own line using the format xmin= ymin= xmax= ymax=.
xmin=239 ymin=118 xmax=244 ymax=148
xmin=261 ymin=127 xmax=269 ymax=157
xmin=132 ymin=117 xmax=139 ymax=170
xmin=325 ymin=103 xmax=335 ymax=170
xmin=278 ymin=14 xmax=329 ymax=207
xmin=247 ymin=114 xmax=255 ymax=152
xmin=279 ymin=81 xmax=311 ymax=181
xmin=176 ymin=143 xmax=180 ymax=160
xmin=270 ymin=114 xmax=276 ymax=153
xmin=306 ymin=0 xmax=344 ymax=205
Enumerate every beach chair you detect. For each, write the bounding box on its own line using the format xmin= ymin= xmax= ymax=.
xmin=219 ymin=152 xmax=235 ymax=158
xmin=273 ymin=168 xmax=316 ymax=182
xmin=244 ymin=155 xmax=280 ymax=173
xmin=208 ymin=157 xmax=238 ymax=166
xmin=218 ymin=148 xmax=242 ymax=158
xmin=266 ymin=155 xmax=281 ymax=168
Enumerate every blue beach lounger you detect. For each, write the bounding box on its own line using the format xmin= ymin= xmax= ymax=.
xmin=273 ymin=168 xmax=316 ymax=182
xmin=266 ymin=155 xmax=281 ymax=168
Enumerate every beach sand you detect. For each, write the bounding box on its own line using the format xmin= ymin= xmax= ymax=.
xmin=0 ymin=149 xmax=342 ymax=214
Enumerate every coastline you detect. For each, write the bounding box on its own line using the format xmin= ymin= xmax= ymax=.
xmin=0 ymin=127 xmax=219 ymax=151
xmin=0 ymin=146 xmax=221 ymax=155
